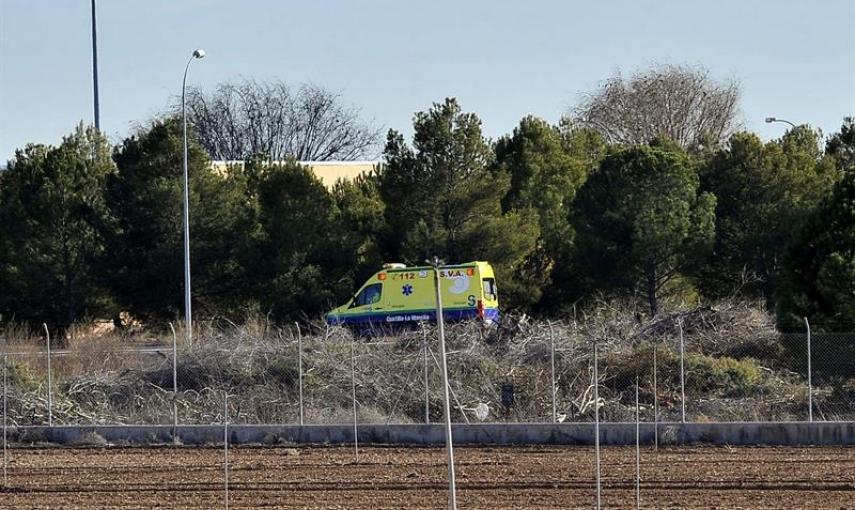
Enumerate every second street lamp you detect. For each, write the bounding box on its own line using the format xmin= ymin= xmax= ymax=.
xmin=765 ymin=116 xmax=796 ymax=129
xmin=182 ymin=48 xmax=205 ymax=343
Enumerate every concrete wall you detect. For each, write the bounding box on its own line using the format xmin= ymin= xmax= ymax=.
xmin=6 ymin=422 xmax=854 ymax=447
xmin=211 ymin=160 xmax=378 ymax=189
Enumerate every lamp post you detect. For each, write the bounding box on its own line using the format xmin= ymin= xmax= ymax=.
xmin=765 ymin=117 xmax=796 ymax=129
xmin=91 ymin=0 xmax=100 ymax=130
xmin=182 ymin=48 xmax=205 ymax=342
xmin=427 ymin=256 xmax=457 ymax=510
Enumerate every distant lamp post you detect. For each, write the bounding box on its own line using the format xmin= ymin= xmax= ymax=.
xmin=765 ymin=117 xmax=796 ymax=129
xmin=181 ymin=48 xmax=205 ymax=343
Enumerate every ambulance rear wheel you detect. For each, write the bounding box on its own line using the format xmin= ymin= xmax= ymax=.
xmin=479 ymin=321 xmax=500 ymax=343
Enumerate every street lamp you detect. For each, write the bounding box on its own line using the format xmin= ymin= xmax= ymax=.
xmin=181 ymin=48 xmax=205 ymax=343
xmin=765 ymin=117 xmax=796 ymax=129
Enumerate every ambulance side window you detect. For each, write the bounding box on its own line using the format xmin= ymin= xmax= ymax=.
xmin=352 ymin=283 xmax=382 ymax=307
xmin=482 ymin=278 xmax=497 ymax=300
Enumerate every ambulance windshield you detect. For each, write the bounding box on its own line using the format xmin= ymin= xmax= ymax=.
xmin=352 ymin=283 xmax=382 ymax=307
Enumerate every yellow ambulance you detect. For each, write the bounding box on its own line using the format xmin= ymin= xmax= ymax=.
xmin=324 ymin=261 xmax=499 ymax=332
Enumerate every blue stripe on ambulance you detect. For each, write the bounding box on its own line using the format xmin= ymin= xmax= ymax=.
xmin=325 ymin=307 xmax=499 ymax=325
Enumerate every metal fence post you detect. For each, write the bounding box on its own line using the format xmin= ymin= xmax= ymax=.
xmin=431 ymin=257 xmax=457 ymax=510
xmin=223 ymin=392 xmax=229 ymax=510
xmin=43 ymin=323 xmax=52 ymax=427
xmin=678 ymin=319 xmax=686 ymax=423
xmin=593 ymin=340 xmax=601 ymax=510
xmin=635 ymin=375 xmax=640 ymax=510
xmin=295 ymin=322 xmax=304 ymax=427
xmin=804 ymin=317 xmax=813 ymax=423
xmin=548 ymin=321 xmax=557 ymax=424
xmin=652 ymin=341 xmax=659 ymax=451
xmin=350 ymin=337 xmax=358 ymax=464
xmin=169 ymin=323 xmax=179 ymax=440
xmin=3 ymin=352 xmax=7 ymax=488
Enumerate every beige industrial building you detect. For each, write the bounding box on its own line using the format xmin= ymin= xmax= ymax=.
xmin=211 ymin=160 xmax=379 ymax=189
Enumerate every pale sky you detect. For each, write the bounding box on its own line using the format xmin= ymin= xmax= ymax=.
xmin=1 ymin=0 xmax=854 ymax=162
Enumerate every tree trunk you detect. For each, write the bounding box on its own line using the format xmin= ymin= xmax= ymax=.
xmin=646 ymin=261 xmax=658 ymax=318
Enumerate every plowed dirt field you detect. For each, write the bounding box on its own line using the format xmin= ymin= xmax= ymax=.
xmin=0 ymin=445 xmax=853 ymax=509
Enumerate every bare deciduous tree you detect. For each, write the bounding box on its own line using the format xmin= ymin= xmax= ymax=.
xmin=570 ymin=65 xmax=741 ymax=148
xmin=182 ymin=79 xmax=381 ymax=161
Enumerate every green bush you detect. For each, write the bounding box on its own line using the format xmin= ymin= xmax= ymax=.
xmin=6 ymin=361 xmax=40 ymax=391
xmin=603 ymin=344 xmax=768 ymax=398
xmin=603 ymin=343 xmax=680 ymax=390
xmin=685 ymin=355 xmax=764 ymax=397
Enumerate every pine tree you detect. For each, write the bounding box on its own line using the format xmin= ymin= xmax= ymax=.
xmin=379 ymin=98 xmax=539 ymax=309
xmin=104 ymin=118 xmax=254 ymax=323
xmin=0 ymin=125 xmax=115 ymax=333
xmin=572 ymin=140 xmax=716 ymax=317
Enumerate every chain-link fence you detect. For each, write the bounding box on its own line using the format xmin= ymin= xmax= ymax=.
xmin=1 ymin=312 xmax=854 ymax=428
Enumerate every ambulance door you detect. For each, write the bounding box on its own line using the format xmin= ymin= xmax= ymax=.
xmin=481 ymin=276 xmax=498 ymax=307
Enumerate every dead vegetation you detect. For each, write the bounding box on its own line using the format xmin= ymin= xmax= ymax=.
xmin=0 ymin=300 xmax=851 ymax=426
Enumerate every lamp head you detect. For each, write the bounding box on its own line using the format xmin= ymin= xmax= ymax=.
xmin=425 ymin=257 xmax=445 ymax=268
xmin=192 ymin=49 xmax=206 ymax=59
xmin=765 ymin=117 xmax=776 ymax=123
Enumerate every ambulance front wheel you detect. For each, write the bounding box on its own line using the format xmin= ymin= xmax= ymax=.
xmin=347 ymin=324 xmax=374 ymax=339
xmin=479 ymin=319 xmax=501 ymax=343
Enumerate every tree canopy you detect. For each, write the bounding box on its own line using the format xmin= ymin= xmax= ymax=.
xmin=248 ymin=159 xmax=359 ymax=320
xmin=1 ymin=82 xmax=854 ymax=334
xmin=825 ymin=118 xmax=855 ymax=172
xmin=778 ymin=169 xmax=855 ymax=331
xmin=379 ymin=98 xmax=539 ymax=308
xmin=571 ymin=64 xmax=740 ymax=149
xmin=0 ymin=125 xmax=115 ymax=333
xmin=184 ymin=79 xmax=381 ymax=161
xmin=104 ymin=118 xmax=255 ymax=324
xmin=494 ymin=117 xmax=600 ymax=309
xmin=699 ymin=128 xmax=837 ymax=300
xmin=572 ymin=140 xmax=716 ymax=317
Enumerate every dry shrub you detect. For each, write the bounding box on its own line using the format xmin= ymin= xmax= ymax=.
xmin=0 ymin=300 xmax=850 ymax=425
